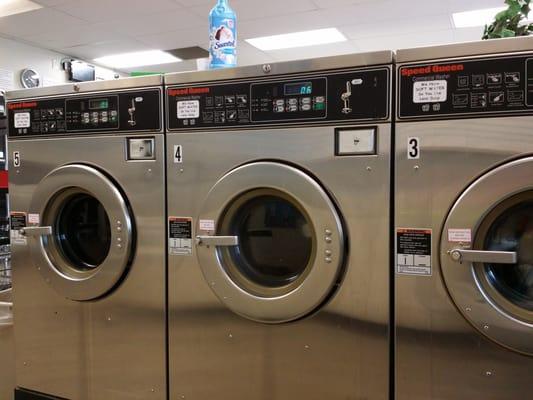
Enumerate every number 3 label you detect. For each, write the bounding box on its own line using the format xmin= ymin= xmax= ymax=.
xmin=407 ymin=137 xmax=420 ymax=160
xmin=13 ymin=151 xmax=21 ymax=167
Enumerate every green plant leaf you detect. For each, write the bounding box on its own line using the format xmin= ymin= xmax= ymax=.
xmin=502 ymin=28 xmax=517 ymax=37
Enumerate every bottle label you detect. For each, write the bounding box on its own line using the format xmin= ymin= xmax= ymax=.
xmin=210 ymin=17 xmax=236 ymax=67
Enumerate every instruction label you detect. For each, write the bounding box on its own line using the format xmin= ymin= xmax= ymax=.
xmin=177 ymin=100 xmax=200 ymax=119
xmin=10 ymin=212 xmax=27 ymax=245
xmin=168 ymin=217 xmax=193 ymax=256
xmin=413 ymin=80 xmax=447 ymax=103
xmin=397 ymin=228 xmax=432 ymax=276
xmin=14 ymin=112 xmax=30 ymax=128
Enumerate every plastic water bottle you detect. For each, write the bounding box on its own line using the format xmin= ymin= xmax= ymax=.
xmin=209 ymin=0 xmax=237 ymax=69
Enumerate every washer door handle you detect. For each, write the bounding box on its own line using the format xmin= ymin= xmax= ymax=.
xmin=196 ymin=235 xmax=238 ymax=247
xmin=20 ymin=226 xmax=52 ymax=237
xmin=0 ymin=301 xmax=13 ymax=327
xmin=449 ymin=249 xmax=517 ymax=264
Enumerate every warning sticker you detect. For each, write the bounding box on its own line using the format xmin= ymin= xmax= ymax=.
xmin=199 ymin=219 xmax=215 ymax=231
xmin=28 ymin=213 xmax=40 ymax=225
xmin=413 ymin=80 xmax=447 ymax=103
xmin=397 ymin=228 xmax=432 ymax=276
xmin=169 ymin=217 xmax=193 ymax=256
xmin=448 ymin=228 xmax=472 ymax=243
xmin=10 ymin=212 xmax=27 ymax=245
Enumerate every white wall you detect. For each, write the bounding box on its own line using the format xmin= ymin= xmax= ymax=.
xmin=0 ymin=35 xmax=123 ymax=91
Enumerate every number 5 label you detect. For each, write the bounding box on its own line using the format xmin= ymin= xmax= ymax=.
xmin=407 ymin=137 xmax=420 ymax=160
xmin=13 ymin=151 xmax=21 ymax=167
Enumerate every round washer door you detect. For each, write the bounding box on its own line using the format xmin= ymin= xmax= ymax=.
xmin=196 ymin=162 xmax=345 ymax=323
xmin=441 ymin=157 xmax=533 ymax=355
xmin=26 ymin=164 xmax=134 ymax=301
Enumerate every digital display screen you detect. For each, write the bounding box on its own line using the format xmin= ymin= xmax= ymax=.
xmin=284 ymin=82 xmax=312 ymax=96
xmin=89 ymin=99 xmax=109 ymax=110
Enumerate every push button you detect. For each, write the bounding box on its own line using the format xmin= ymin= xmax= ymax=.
xmin=335 ymin=128 xmax=376 ymax=156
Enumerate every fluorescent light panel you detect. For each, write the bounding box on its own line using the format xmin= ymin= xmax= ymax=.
xmin=94 ymin=50 xmax=182 ymax=69
xmin=246 ymin=28 xmax=347 ymax=51
xmin=0 ymin=0 xmax=42 ymax=18
xmin=452 ymin=7 xmax=506 ymax=28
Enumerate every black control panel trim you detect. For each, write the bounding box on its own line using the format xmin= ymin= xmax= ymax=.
xmin=7 ymin=87 xmax=163 ymax=138
xmin=398 ymin=54 xmax=533 ymax=121
xmin=166 ymin=66 xmax=391 ymax=131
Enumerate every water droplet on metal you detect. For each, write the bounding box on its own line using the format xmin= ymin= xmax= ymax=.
xmin=483 ymin=324 xmax=489 ymax=330
xmin=366 ymin=166 xmax=372 ymax=171
xmin=304 ymin=345 xmax=310 ymax=350
xmin=485 ymin=371 xmax=493 ymax=377
xmin=465 ymin=307 xmax=472 ymax=312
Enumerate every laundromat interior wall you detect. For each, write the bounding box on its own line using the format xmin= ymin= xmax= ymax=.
xmin=0 ymin=36 xmax=123 ymax=90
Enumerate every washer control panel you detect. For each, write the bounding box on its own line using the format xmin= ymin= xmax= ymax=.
xmin=399 ymin=55 xmax=533 ymax=119
xmin=7 ymin=88 xmax=161 ymax=137
xmin=167 ymin=67 xmax=389 ymax=130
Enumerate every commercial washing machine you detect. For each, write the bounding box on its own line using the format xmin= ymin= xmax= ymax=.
xmin=0 ymin=88 xmax=14 ymax=400
xmin=7 ymin=76 xmax=166 ymax=399
xmin=165 ymin=52 xmax=393 ymax=400
xmin=395 ymin=37 xmax=533 ymax=400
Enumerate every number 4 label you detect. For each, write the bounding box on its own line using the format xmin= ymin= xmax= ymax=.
xmin=13 ymin=151 xmax=21 ymax=167
xmin=173 ymin=145 xmax=183 ymax=164
xmin=407 ymin=137 xmax=420 ymax=160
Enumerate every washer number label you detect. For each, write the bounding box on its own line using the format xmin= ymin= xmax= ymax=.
xmin=407 ymin=137 xmax=420 ymax=159
xmin=13 ymin=151 xmax=21 ymax=167
xmin=174 ymin=145 xmax=183 ymax=163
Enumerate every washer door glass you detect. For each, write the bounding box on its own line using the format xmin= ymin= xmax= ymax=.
xmin=196 ymin=162 xmax=345 ymax=323
xmin=28 ymin=164 xmax=134 ymax=301
xmin=56 ymin=193 xmax=112 ymax=271
xmin=220 ymin=191 xmax=314 ymax=297
xmin=482 ymin=199 xmax=533 ymax=312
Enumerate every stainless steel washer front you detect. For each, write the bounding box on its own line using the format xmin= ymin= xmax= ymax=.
xmin=27 ymin=164 xmax=133 ymax=301
xmin=196 ymin=161 xmax=344 ymax=323
xmin=395 ymin=38 xmax=533 ymax=400
xmin=166 ymin=52 xmax=392 ymax=400
xmin=7 ymin=76 xmax=167 ymax=400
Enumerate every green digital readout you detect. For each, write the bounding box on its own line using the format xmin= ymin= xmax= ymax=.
xmin=284 ymin=82 xmax=312 ymax=96
xmin=89 ymin=99 xmax=109 ymax=110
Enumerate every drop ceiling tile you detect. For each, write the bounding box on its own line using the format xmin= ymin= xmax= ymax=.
xmin=24 ymin=23 xmax=127 ymax=50
xmin=137 ymin=27 xmax=207 ymax=50
xmin=356 ymin=29 xmax=455 ymax=52
xmin=0 ymin=7 xmax=87 ymax=38
xmin=341 ymin=14 xmax=453 ymax=40
xmin=33 ymin=0 xmax=75 ymax=6
xmin=56 ymin=0 xmax=182 ymax=23
xmin=448 ymin=0 xmax=506 ymax=13
xmin=96 ymin=9 xmax=205 ymax=38
xmin=239 ymin=10 xmax=330 ymax=38
xmin=174 ymin=0 xmax=213 ymax=6
xmin=267 ymin=40 xmax=359 ymax=62
xmin=188 ymin=0 xmax=318 ymax=21
xmin=61 ymin=39 xmax=152 ymax=59
xmin=319 ymin=0 xmax=449 ymax=27
xmin=121 ymin=59 xmax=197 ymax=74
xmin=312 ymin=0 xmax=377 ymax=9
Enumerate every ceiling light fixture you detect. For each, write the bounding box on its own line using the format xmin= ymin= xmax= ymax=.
xmin=0 ymin=0 xmax=42 ymax=18
xmin=452 ymin=7 xmax=506 ymax=28
xmin=246 ymin=28 xmax=347 ymax=51
xmin=94 ymin=50 xmax=182 ymax=69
